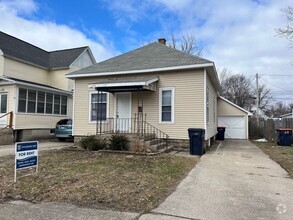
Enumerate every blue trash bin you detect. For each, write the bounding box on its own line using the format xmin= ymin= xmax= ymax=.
xmin=276 ymin=129 xmax=292 ymax=146
xmin=188 ymin=128 xmax=205 ymax=155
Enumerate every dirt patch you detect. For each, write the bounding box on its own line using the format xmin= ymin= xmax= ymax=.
xmin=0 ymin=150 xmax=198 ymax=212
xmin=253 ymin=141 xmax=293 ymax=178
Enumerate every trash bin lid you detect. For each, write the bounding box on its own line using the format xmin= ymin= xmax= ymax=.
xmin=217 ymin=126 xmax=226 ymax=128
xmin=276 ymin=128 xmax=293 ymax=131
xmin=188 ymin=128 xmax=205 ymax=132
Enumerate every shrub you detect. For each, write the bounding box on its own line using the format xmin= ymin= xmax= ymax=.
xmin=109 ymin=134 xmax=130 ymax=151
xmin=79 ymin=135 xmax=107 ymax=151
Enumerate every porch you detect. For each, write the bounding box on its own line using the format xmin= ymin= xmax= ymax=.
xmin=88 ymin=76 xmax=170 ymax=151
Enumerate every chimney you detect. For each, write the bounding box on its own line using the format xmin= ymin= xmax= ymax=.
xmin=158 ymin=38 xmax=166 ymax=45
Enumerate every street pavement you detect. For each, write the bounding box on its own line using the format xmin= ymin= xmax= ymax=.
xmin=1 ymin=140 xmax=292 ymax=219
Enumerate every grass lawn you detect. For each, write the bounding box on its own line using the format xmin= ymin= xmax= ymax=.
xmin=253 ymin=141 xmax=293 ymax=178
xmin=0 ymin=150 xmax=198 ymax=212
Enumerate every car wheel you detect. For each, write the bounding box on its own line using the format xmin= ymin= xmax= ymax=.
xmin=58 ymin=138 xmax=66 ymax=142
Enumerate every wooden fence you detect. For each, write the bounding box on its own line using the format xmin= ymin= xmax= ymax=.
xmin=249 ymin=118 xmax=293 ymax=141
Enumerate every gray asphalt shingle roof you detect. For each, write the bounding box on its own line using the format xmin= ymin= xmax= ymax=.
xmin=0 ymin=31 xmax=88 ymax=69
xmin=67 ymin=42 xmax=213 ymax=76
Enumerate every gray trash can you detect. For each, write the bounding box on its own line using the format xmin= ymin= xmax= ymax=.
xmin=188 ymin=128 xmax=205 ymax=155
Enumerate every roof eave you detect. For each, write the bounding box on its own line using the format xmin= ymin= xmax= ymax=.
xmin=66 ymin=63 xmax=214 ymax=79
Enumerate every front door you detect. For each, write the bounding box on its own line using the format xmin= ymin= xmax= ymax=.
xmin=0 ymin=93 xmax=8 ymax=127
xmin=116 ymin=93 xmax=131 ymax=132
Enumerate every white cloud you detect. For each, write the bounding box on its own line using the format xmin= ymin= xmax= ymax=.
xmin=0 ymin=0 xmax=38 ymax=15
xmin=0 ymin=0 xmax=118 ymax=62
xmin=151 ymin=0 xmax=293 ymax=102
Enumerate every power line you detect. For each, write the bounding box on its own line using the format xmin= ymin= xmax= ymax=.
xmin=260 ymin=77 xmax=293 ymax=93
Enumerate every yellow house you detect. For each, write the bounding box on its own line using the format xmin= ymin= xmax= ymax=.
xmin=67 ymin=39 xmax=221 ymax=149
xmin=0 ymin=31 xmax=95 ymax=143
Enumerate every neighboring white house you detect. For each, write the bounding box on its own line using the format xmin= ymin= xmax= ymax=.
xmin=0 ymin=31 xmax=95 ymax=143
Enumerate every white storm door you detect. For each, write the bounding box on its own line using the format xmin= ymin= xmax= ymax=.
xmin=116 ymin=93 xmax=131 ymax=132
xmin=0 ymin=93 xmax=8 ymax=127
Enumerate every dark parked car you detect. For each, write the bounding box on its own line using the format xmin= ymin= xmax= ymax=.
xmin=55 ymin=119 xmax=73 ymax=141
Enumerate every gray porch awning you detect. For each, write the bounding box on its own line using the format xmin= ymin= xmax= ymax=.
xmin=88 ymin=76 xmax=159 ymax=93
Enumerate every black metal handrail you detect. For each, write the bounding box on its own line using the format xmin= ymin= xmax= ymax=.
xmin=96 ymin=117 xmax=169 ymax=150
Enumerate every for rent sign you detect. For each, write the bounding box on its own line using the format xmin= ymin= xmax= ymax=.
xmin=14 ymin=141 xmax=38 ymax=182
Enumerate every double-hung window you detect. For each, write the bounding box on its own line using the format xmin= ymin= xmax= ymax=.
xmin=159 ymin=88 xmax=174 ymax=123
xmin=90 ymin=92 xmax=108 ymax=121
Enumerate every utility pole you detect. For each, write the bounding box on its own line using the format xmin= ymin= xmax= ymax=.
xmin=256 ymin=73 xmax=259 ymax=125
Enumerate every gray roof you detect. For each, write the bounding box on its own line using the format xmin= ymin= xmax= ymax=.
xmin=67 ymin=42 xmax=213 ymax=76
xmin=0 ymin=31 xmax=88 ymax=69
xmin=92 ymin=76 xmax=158 ymax=85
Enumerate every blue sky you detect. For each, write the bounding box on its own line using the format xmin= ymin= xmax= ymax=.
xmin=0 ymin=0 xmax=293 ymax=103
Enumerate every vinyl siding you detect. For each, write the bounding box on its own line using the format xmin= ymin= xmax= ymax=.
xmin=0 ymin=53 xmax=4 ymax=76
xmin=206 ymin=73 xmax=218 ymax=140
xmin=218 ymin=99 xmax=247 ymax=116
xmin=73 ymin=70 xmax=205 ymax=139
xmin=4 ymin=58 xmax=49 ymax=84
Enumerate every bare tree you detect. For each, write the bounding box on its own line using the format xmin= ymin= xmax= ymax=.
xmin=220 ymin=68 xmax=253 ymax=109
xmin=277 ymin=6 xmax=293 ymax=41
xmin=258 ymin=84 xmax=272 ymax=111
xmin=168 ymin=32 xmax=202 ymax=56
xmin=266 ymin=101 xmax=293 ymax=117
xmin=219 ymin=68 xmax=272 ymax=111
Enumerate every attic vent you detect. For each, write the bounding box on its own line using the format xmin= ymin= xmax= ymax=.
xmin=158 ymin=38 xmax=166 ymax=45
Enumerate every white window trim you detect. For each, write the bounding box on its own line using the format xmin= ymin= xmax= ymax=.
xmin=88 ymin=91 xmax=110 ymax=124
xmin=159 ymin=87 xmax=175 ymax=124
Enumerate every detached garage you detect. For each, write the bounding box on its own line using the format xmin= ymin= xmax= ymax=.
xmin=217 ymin=97 xmax=252 ymax=139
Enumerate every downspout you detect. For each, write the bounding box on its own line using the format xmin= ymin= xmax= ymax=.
xmin=204 ymin=69 xmax=207 ymax=140
xmin=72 ymin=80 xmax=75 ymax=136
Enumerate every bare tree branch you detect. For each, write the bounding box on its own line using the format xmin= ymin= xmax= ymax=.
xmin=167 ymin=32 xmax=202 ymax=55
xmin=277 ymin=6 xmax=293 ymax=44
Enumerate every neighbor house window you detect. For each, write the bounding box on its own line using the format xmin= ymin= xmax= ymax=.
xmin=53 ymin=94 xmax=61 ymax=114
xmin=0 ymin=94 xmax=7 ymax=113
xmin=27 ymin=90 xmax=36 ymax=113
xmin=46 ymin=93 xmax=53 ymax=114
xmin=17 ymin=88 xmax=68 ymax=115
xmin=37 ymin=91 xmax=45 ymax=114
xmin=159 ymin=88 xmax=174 ymax=123
xmin=90 ymin=92 xmax=108 ymax=121
xmin=18 ymin=88 xmax=27 ymax=112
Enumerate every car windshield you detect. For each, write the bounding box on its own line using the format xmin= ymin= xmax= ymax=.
xmin=57 ymin=119 xmax=72 ymax=125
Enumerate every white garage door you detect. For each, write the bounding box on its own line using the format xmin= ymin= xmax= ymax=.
xmin=218 ymin=116 xmax=246 ymax=139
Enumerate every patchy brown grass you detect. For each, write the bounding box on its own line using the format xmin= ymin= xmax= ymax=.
xmin=0 ymin=150 xmax=198 ymax=212
xmin=253 ymin=141 xmax=293 ymax=178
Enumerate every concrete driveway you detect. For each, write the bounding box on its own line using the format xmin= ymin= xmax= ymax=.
xmin=141 ymin=140 xmax=293 ymax=220
xmin=0 ymin=140 xmax=74 ymax=157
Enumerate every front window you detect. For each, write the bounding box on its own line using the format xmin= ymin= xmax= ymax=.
xmin=159 ymin=88 xmax=174 ymax=123
xmin=90 ymin=92 xmax=108 ymax=121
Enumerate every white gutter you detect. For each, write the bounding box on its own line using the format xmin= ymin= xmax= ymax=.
xmin=88 ymin=77 xmax=159 ymax=89
xmin=66 ymin=63 xmax=214 ymax=78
